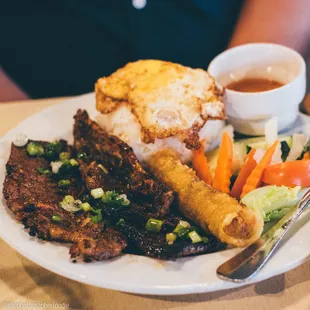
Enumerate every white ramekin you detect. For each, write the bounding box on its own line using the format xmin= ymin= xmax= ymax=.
xmin=208 ymin=43 xmax=306 ymax=136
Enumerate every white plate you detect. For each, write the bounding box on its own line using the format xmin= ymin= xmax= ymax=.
xmin=1 ymin=93 xmax=310 ymax=295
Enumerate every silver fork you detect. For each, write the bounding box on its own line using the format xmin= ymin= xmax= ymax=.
xmin=217 ymin=189 xmax=310 ymax=282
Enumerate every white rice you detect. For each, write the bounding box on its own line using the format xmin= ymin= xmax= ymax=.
xmin=96 ymin=105 xmax=224 ymax=164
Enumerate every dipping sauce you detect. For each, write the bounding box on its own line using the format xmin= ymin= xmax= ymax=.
xmin=226 ymin=78 xmax=284 ymax=92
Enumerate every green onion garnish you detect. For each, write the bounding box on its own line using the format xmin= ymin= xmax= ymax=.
xmin=202 ymin=236 xmax=209 ymax=243
xmin=91 ymin=209 xmax=102 ymax=224
xmin=57 ymin=159 xmax=79 ymax=176
xmin=58 ymin=179 xmax=71 ymax=187
xmin=91 ymin=188 xmax=104 ymax=199
xmin=27 ymin=143 xmax=38 ymax=156
xmin=173 ymin=220 xmax=191 ymax=233
xmin=101 ymin=191 xmax=130 ymax=206
xmin=77 ymin=151 xmax=88 ymax=159
xmin=27 ymin=142 xmax=44 ymax=156
xmin=177 ymin=227 xmax=189 ymax=238
xmin=101 ymin=191 xmax=117 ymax=203
xmin=116 ymin=218 xmax=125 ymax=226
xmin=80 ymin=202 xmax=91 ymax=212
xmin=36 ymin=167 xmax=50 ymax=175
xmin=44 ymin=141 xmax=61 ymax=160
xmin=36 ymin=145 xmax=44 ymax=155
xmin=52 ymin=214 xmax=62 ymax=222
xmin=118 ymin=194 xmax=130 ymax=206
xmin=188 ymin=231 xmax=202 ymax=243
xmin=64 ymin=195 xmax=75 ymax=203
xmin=145 ymin=218 xmax=163 ymax=232
xmin=59 ymin=152 xmax=70 ymax=161
xmin=59 ymin=195 xmax=81 ymax=212
xmin=166 ymin=233 xmax=177 ymax=244
xmin=69 ymin=159 xmax=79 ymax=166
xmin=51 ymin=161 xmax=63 ymax=174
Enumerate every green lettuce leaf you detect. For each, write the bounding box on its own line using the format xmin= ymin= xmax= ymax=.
xmin=264 ymin=207 xmax=291 ymax=222
xmin=241 ymin=185 xmax=301 ymax=222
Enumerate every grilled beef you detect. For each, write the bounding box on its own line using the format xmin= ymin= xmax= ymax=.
xmin=3 ymin=143 xmax=127 ymax=261
xmin=73 ymin=110 xmax=174 ymax=216
xmin=117 ymin=221 xmax=224 ymax=259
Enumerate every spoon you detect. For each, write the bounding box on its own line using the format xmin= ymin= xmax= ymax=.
xmin=217 ymin=189 xmax=310 ymax=282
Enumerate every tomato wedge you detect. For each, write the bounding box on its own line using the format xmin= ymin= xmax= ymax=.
xmin=262 ymin=160 xmax=310 ymax=187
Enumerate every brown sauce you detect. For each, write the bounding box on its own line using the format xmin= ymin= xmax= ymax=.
xmin=226 ymin=78 xmax=284 ymax=92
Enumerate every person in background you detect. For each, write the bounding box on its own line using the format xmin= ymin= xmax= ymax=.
xmin=1 ymin=0 xmax=310 ymax=102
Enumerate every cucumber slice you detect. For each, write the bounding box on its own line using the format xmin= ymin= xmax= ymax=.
xmin=246 ymin=136 xmax=292 ymax=161
xmin=246 ymin=136 xmax=292 ymax=151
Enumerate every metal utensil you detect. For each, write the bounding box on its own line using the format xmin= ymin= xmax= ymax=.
xmin=217 ymin=189 xmax=310 ymax=283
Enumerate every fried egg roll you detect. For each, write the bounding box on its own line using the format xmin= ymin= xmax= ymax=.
xmin=148 ymin=150 xmax=264 ymax=247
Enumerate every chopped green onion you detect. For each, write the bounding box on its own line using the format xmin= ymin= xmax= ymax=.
xmin=118 ymin=194 xmax=130 ymax=206
xmin=91 ymin=188 xmax=104 ymax=199
xmin=202 ymin=236 xmax=209 ymax=243
xmin=69 ymin=159 xmax=79 ymax=166
xmin=91 ymin=209 xmax=102 ymax=224
xmin=101 ymin=191 xmax=117 ymax=203
xmin=51 ymin=161 xmax=63 ymax=174
xmin=77 ymin=151 xmax=88 ymax=159
xmin=146 ymin=218 xmax=163 ymax=232
xmin=59 ymin=195 xmax=81 ymax=213
xmin=59 ymin=152 xmax=70 ymax=161
xmin=179 ymin=220 xmax=191 ymax=228
xmin=101 ymin=191 xmax=130 ymax=206
xmin=80 ymin=202 xmax=91 ymax=212
xmin=166 ymin=233 xmax=177 ymax=244
xmin=177 ymin=227 xmax=189 ymax=238
xmin=36 ymin=167 xmax=50 ymax=175
xmin=188 ymin=231 xmax=202 ymax=244
xmin=116 ymin=218 xmax=125 ymax=226
xmin=64 ymin=195 xmax=75 ymax=203
xmin=173 ymin=220 xmax=191 ymax=233
xmin=36 ymin=145 xmax=44 ymax=155
xmin=57 ymin=159 xmax=79 ymax=176
xmin=52 ymin=214 xmax=62 ymax=222
xmin=58 ymin=179 xmax=71 ymax=187
xmin=44 ymin=141 xmax=61 ymax=160
xmin=27 ymin=142 xmax=44 ymax=156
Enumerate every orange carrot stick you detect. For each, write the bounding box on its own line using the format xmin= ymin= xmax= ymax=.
xmin=192 ymin=141 xmax=213 ymax=185
xmin=303 ymin=152 xmax=310 ymax=160
xmin=241 ymin=140 xmax=278 ymax=198
xmin=212 ymin=132 xmax=233 ymax=193
xmin=230 ymin=149 xmax=257 ymax=200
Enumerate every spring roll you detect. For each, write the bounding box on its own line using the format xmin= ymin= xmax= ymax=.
xmin=148 ymin=150 xmax=264 ymax=247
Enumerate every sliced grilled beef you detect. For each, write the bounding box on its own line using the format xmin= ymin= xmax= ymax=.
xmin=3 ymin=143 xmax=127 ymax=261
xmin=73 ymin=110 xmax=174 ymax=216
xmin=117 ymin=221 xmax=224 ymax=259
